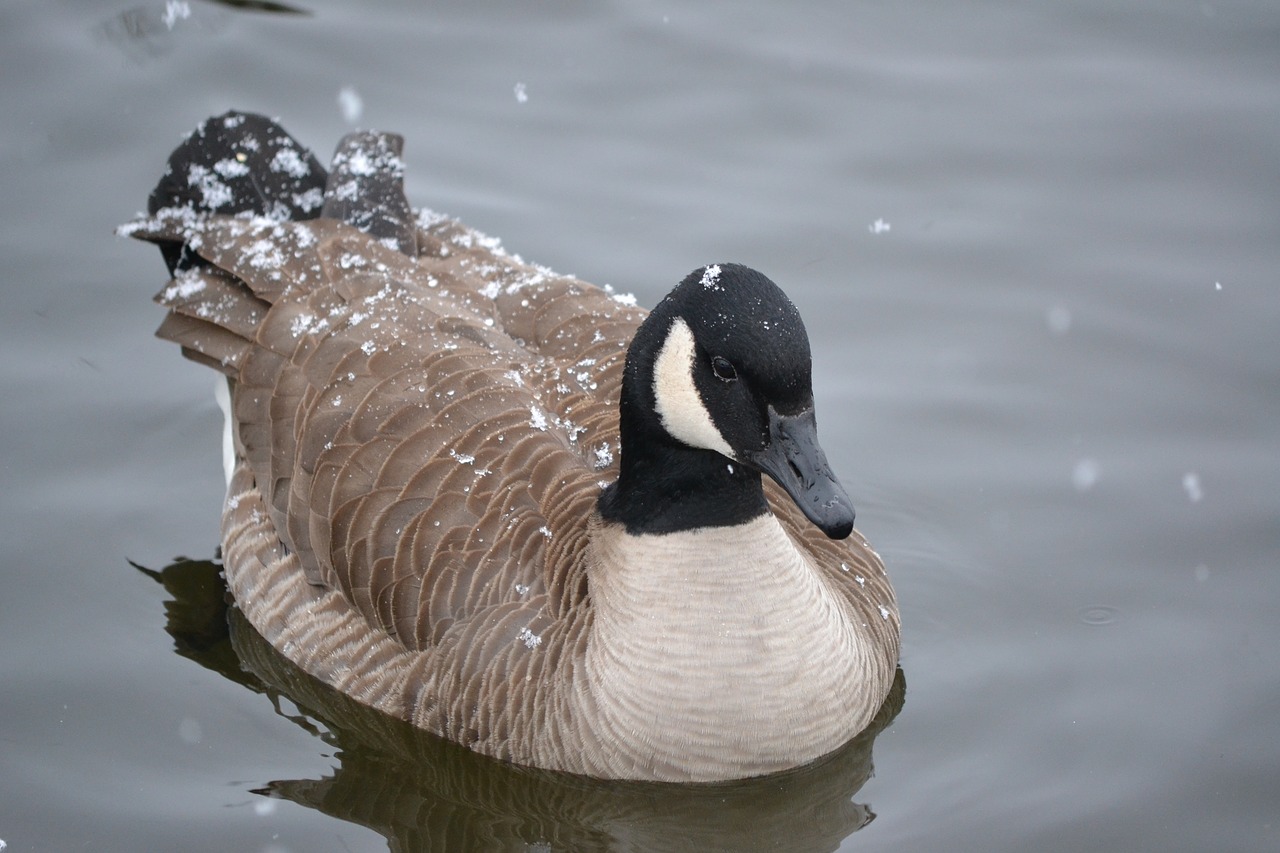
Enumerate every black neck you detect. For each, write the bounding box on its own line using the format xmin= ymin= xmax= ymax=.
xmin=597 ymin=421 xmax=770 ymax=536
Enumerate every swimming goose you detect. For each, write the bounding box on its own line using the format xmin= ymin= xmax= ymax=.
xmin=125 ymin=112 xmax=899 ymax=783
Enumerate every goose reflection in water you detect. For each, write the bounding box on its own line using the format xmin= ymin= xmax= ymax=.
xmin=138 ymin=557 xmax=905 ymax=853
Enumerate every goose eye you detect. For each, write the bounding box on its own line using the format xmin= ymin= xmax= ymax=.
xmin=711 ymin=356 xmax=738 ymax=382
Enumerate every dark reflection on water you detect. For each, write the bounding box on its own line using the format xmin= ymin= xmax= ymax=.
xmin=97 ymin=3 xmax=229 ymax=62
xmin=97 ymin=0 xmax=309 ymax=63
xmin=139 ymin=557 xmax=906 ymax=853
xmin=203 ymin=0 xmax=311 ymax=13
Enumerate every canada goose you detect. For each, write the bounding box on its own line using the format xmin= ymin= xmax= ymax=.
xmin=124 ymin=112 xmax=899 ymax=783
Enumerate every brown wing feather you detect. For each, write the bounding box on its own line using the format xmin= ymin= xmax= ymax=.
xmin=140 ymin=210 xmax=631 ymax=667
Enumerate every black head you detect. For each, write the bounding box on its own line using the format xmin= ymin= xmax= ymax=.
xmin=601 ymin=263 xmax=855 ymax=539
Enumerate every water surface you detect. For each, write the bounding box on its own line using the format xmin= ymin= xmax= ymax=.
xmin=2 ymin=1 xmax=1277 ymax=851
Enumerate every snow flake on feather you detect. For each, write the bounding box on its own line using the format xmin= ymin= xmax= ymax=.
xmin=603 ymin=283 xmax=638 ymax=306
xmin=245 ymin=238 xmax=284 ymax=270
xmin=264 ymin=200 xmax=292 ymax=222
xmin=163 ymin=271 xmax=206 ymax=301
xmin=270 ymin=147 xmax=312 ymax=179
xmin=289 ymin=313 xmax=316 ymax=338
xmin=345 ymin=149 xmax=375 ymax=176
xmin=415 ymin=207 xmax=450 ymax=229
xmin=331 ymin=179 xmax=359 ymax=202
xmin=186 ymin=163 xmax=232 ymax=209
xmin=293 ymin=187 xmax=324 ymax=213
xmin=699 ymin=264 xmax=722 ymax=290
xmin=529 ymin=406 xmax=549 ymax=431
xmin=333 ymin=145 xmax=404 ymax=178
xmin=292 ymin=224 xmax=317 ymax=248
xmin=592 ymin=442 xmax=614 ymax=469
xmin=212 ymin=157 xmax=249 ymax=179
xmin=517 ymin=627 xmax=542 ymax=649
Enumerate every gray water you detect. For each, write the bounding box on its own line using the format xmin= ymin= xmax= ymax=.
xmin=2 ymin=1 xmax=1278 ymax=850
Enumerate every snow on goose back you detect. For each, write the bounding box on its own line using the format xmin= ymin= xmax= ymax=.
xmin=123 ymin=111 xmax=899 ymax=782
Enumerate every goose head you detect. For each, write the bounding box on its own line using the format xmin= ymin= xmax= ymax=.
xmin=598 ymin=263 xmax=856 ymax=540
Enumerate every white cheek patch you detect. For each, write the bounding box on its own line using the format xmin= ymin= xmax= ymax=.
xmin=652 ymin=317 xmax=736 ymax=459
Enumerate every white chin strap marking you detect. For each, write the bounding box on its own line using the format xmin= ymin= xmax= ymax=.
xmin=652 ymin=317 xmax=736 ymax=459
